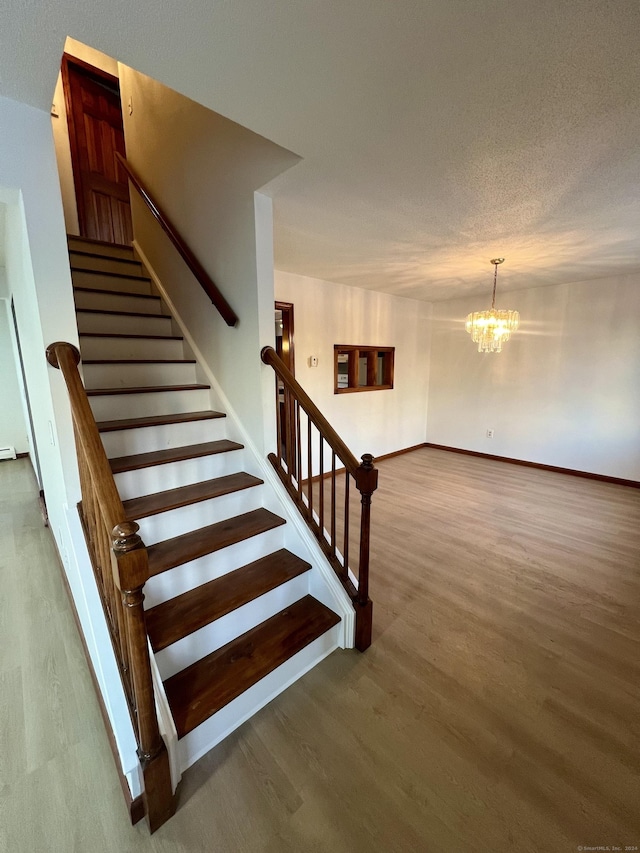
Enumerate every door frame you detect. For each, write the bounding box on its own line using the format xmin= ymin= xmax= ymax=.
xmin=60 ymin=53 xmax=125 ymax=240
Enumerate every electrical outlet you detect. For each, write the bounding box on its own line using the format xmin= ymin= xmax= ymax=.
xmin=486 ymin=429 xmax=494 ymax=438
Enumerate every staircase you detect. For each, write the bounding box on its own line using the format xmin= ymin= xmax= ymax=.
xmin=68 ymin=234 xmax=342 ymax=776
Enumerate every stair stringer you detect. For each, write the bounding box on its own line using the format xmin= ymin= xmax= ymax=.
xmin=133 ymin=242 xmax=355 ymax=774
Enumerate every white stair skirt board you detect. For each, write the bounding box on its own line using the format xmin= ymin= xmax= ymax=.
xmin=71 ymin=270 xmax=152 ymax=295
xmin=79 ymin=334 xmax=185 ymax=361
xmin=143 ymin=526 xmax=286 ymax=609
xmin=76 ymin=311 xmax=174 ymax=337
xmin=74 ymin=288 xmax=164 ymax=314
xmin=0 ymin=446 xmax=17 ymax=460
xmin=155 ymin=573 xmax=311 ymax=681
xmin=134 ymin=487 xmax=265 ymax=547
xmin=113 ymin=450 xmax=246 ymax=500
xmin=69 ymin=253 xmax=144 ymax=276
xmin=82 ymin=361 xmax=198 ymax=390
xmin=99 ymin=417 xmax=228 ymax=458
xmin=88 ymin=387 xmax=212 ymax=422
xmin=67 ymin=238 xmax=134 ymax=261
xmin=177 ymin=623 xmax=342 ymax=773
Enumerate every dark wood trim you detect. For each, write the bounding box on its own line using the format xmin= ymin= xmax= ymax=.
xmin=115 ymin=153 xmax=238 ymax=327
xmin=49 ymin=515 xmax=144 ymax=825
xmin=425 ymin=443 xmax=640 ymax=489
xmin=275 ymin=301 xmax=295 ymax=375
xmin=334 ymin=345 xmax=394 ymax=394
xmin=16 ymin=451 xmax=29 ymax=458
xmin=302 ymin=443 xmax=428 ymax=486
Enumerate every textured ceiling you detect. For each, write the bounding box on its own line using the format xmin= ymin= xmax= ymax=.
xmin=1 ymin=0 xmax=639 ymax=301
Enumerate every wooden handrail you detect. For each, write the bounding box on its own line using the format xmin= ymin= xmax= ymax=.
xmin=261 ymin=346 xmax=360 ymax=475
xmin=261 ymin=345 xmax=376 ymax=650
xmin=46 ymin=341 xmax=175 ymax=832
xmin=115 ymin=152 xmax=238 ymax=328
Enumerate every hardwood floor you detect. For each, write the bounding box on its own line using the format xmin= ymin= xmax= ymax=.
xmin=2 ymin=449 xmax=639 ymax=852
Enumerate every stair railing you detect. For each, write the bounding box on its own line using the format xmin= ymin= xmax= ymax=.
xmin=46 ymin=341 xmax=175 ymax=833
xmin=115 ymin=152 xmax=238 ymax=328
xmin=261 ymin=346 xmax=377 ymax=650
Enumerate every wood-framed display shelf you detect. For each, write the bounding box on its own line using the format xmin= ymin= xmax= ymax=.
xmin=334 ymin=345 xmax=394 ymax=394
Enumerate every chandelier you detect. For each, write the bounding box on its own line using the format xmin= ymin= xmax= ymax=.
xmin=465 ymin=258 xmax=520 ymax=353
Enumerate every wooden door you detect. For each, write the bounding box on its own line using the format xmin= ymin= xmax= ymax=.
xmin=62 ymin=55 xmax=132 ymax=244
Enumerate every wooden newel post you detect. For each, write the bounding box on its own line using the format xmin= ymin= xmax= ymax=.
xmin=111 ymin=522 xmax=176 ymax=833
xmin=354 ymin=453 xmax=378 ymax=652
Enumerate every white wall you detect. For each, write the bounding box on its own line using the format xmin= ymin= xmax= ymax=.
xmin=427 ymin=274 xmax=640 ymax=481
xmin=0 ymin=94 xmax=141 ymax=795
xmin=275 ymin=270 xmax=432 ymax=461
xmin=119 ymin=66 xmax=299 ymax=454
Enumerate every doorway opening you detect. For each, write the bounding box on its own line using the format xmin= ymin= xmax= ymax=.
xmin=275 ymin=302 xmax=296 ymax=474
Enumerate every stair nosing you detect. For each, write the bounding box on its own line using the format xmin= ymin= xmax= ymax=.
xmin=122 ymin=472 xmax=263 ymax=520
xmin=109 ymin=440 xmax=244 ymax=473
xmin=146 ymin=549 xmax=312 ymax=652
xmin=97 ymin=410 xmax=225 ymax=433
xmin=86 ymin=383 xmax=209 ymax=396
xmin=146 ymin=508 xmax=286 ymax=576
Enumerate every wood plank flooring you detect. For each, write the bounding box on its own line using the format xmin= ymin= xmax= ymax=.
xmin=2 ymin=449 xmax=639 ymax=852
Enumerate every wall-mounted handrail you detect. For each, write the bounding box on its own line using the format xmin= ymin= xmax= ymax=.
xmin=46 ymin=341 xmax=175 ymax=832
xmin=115 ymin=152 xmax=238 ymax=328
xmin=261 ymin=345 xmax=377 ymax=650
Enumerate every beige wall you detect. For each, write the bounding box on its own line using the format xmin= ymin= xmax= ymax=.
xmin=119 ymin=65 xmax=299 ymax=453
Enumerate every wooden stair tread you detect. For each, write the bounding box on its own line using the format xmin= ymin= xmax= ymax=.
xmin=109 ymin=440 xmax=243 ymax=473
xmin=164 ymin=595 xmax=340 ymax=738
xmin=83 ymin=358 xmax=196 ymax=365
xmin=146 ymin=549 xmax=312 ymax=652
xmin=79 ymin=332 xmax=182 ymax=340
xmin=68 ymin=235 xmax=133 ymax=252
xmin=71 ymin=266 xmax=151 ymax=282
xmin=97 ymin=410 xmax=225 ymax=432
xmin=74 ymin=286 xmax=160 ymax=301
xmin=87 ymin=383 xmax=209 ymax=396
xmin=147 ymin=508 xmax=286 ymax=576
xmin=69 ymin=249 xmax=141 ymax=266
xmin=123 ymin=472 xmax=263 ymax=520
xmin=76 ymin=307 xmax=169 ymax=319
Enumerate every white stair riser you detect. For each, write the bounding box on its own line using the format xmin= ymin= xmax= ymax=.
xmin=135 ymin=487 xmax=264 ymax=546
xmin=80 ymin=335 xmax=185 ymax=361
xmin=72 ymin=270 xmax=152 ymax=294
xmin=177 ymin=625 xmax=341 ymax=773
xmin=114 ymin=450 xmax=246 ymax=500
xmin=67 ymin=238 xmax=134 ymax=260
xmin=89 ymin=387 xmax=211 ymax=421
xmin=77 ymin=311 xmax=173 ymax=337
xmin=100 ymin=417 xmax=227 ymax=458
xmin=69 ymin=253 xmax=144 ymax=276
xmin=155 ymin=574 xmax=310 ymax=681
xmin=74 ymin=289 xmax=163 ymax=314
xmin=82 ymin=361 xmax=197 ymax=390
xmin=144 ymin=527 xmax=285 ymax=608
